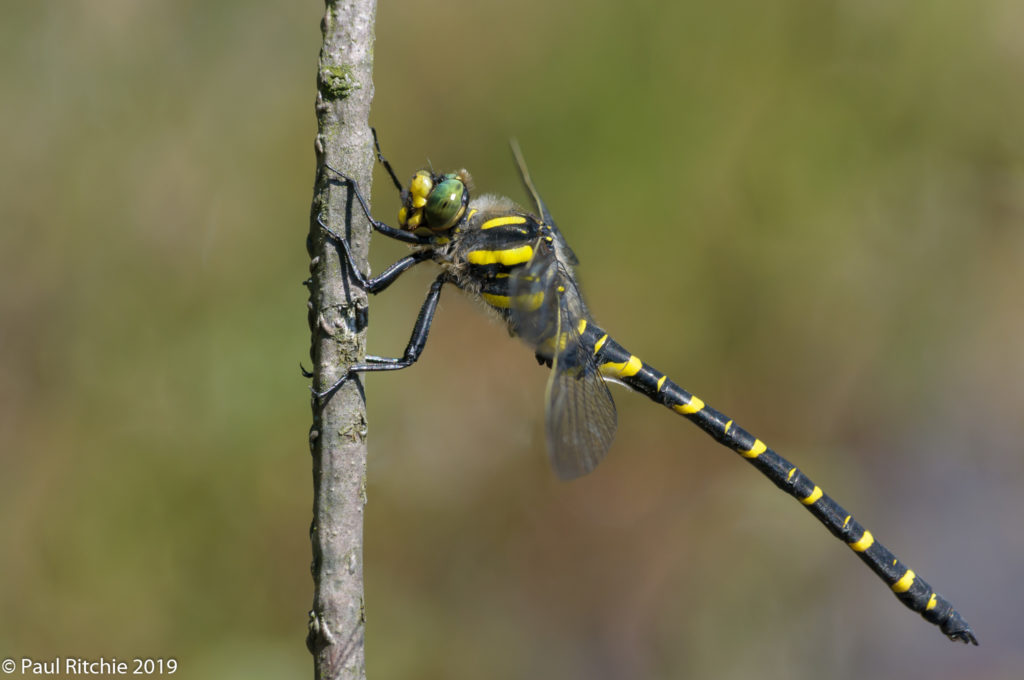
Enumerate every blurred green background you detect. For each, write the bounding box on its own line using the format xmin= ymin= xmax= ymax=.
xmin=2 ymin=1 xmax=1021 ymax=678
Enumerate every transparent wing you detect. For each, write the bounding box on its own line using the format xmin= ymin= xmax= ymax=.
xmin=506 ymin=236 xmax=562 ymax=346
xmin=510 ymin=140 xmax=579 ymax=266
xmin=509 ymin=240 xmax=617 ymax=480
xmin=543 ymin=295 xmax=618 ymax=479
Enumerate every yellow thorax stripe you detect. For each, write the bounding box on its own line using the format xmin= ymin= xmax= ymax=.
xmin=481 ymin=291 xmax=545 ymax=311
xmin=466 ymin=245 xmax=534 ymax=267
xmin=539 ymin=332 xmax=571 ymax=354
xmin=480 ymin=215 xmax=527 ymax=230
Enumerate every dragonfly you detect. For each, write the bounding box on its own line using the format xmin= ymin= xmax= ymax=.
xmin=311 ymin=132 xmax=977 ymax=645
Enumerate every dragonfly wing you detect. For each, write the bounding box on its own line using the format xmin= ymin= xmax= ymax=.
xmin=542 ymin=281 xmax=617 ymax=480
xmin=506 ymin=236 xmax=562 ymax=347
xmin=509 ymin=244 xmax=616 ymax=479
xmin=510 ymin=140 xmax=579 ymax=266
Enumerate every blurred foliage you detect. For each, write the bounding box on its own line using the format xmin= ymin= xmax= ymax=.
xmin=1 ymin=1 xmax=1022 ymax=679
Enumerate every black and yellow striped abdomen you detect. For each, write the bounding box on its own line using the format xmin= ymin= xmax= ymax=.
xmin=578 ymin=320 xmax=976 ymax=642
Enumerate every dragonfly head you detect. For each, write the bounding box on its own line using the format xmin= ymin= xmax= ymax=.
xmin=398 ymin=169 xmax=472 ymax=236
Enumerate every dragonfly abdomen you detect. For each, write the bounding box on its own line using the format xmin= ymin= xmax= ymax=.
xmin=587 ymin=327 xmax=977 ymax=644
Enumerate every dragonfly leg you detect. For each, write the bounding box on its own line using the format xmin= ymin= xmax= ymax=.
xmin=321 ymin=164 xmax=427 ymax=245
xmin=313 ymin=272 xmax=451 ymax=401
xmin=371 ymin=128 xmax=403 ymax=193
xmin=315 ymin=213 xmax=432 ymax=293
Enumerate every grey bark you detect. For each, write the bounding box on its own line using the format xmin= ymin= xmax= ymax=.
xmin=305 ymin=2 xmax=377 ymax=679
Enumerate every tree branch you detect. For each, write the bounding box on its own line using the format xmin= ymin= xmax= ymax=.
xmin=306 ymin=2 xmax=377 ymax=679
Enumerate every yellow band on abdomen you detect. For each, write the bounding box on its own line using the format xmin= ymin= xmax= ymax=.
xmin=672 ymin=395 xmax=705 ymax=415
xmin=892 ymin=569 xmax=916 ymax=593
xmin=848 ymin=531 xmax=874 ymax=552
xmin=800 ymin=486 xmax=823 ymax=505
xmin=599 ymin=355 xmax=642 ymax=379
xmin=740 ymin=439 xmax=767 ymax=459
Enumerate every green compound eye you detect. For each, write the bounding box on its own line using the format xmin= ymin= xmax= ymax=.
xmin=424 ymin=175 xmax=467 ymax=231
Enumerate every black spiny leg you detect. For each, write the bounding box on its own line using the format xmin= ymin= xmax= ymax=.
xmin=314 ymin=157 xmax=442 ymax=402
xmin=315 ymin=213 xmax=432 ymax=294
xmin=313 ymin=273 xmax=451 ymax=401
xmin=371 ymin=128 xmax=404 ymax=193
xmin=322 ymin=164 xmax=428 ymax=245
xmin=317 ymin=157 xmax=436 ymax=292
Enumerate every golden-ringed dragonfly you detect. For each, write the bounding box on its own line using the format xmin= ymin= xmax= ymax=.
xmin=313 ymin=133 xmax=977 ymax=645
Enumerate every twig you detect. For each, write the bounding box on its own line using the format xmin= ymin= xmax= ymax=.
xmin=305 ymin=2 xmax=377 ymax=679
